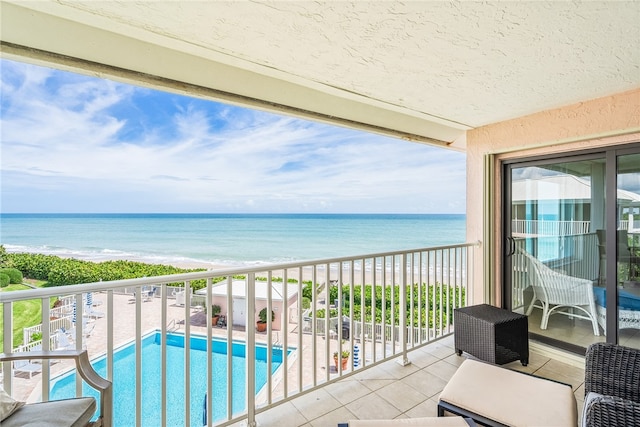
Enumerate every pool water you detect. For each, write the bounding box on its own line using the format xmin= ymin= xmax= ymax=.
xmin=50 ymin=331 xmax=288 ymax=426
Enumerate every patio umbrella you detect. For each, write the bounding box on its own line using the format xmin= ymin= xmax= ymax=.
xmin=86 ymin=292 xmax=93 ymax=307
xmin=72 ymin=301 xmax=77 ymax=324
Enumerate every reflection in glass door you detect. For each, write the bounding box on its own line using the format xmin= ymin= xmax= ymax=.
xmin=508 ymin=157 xmax=606 ymax=350
xmin=616 ymin=153 xmax=640 ymax=349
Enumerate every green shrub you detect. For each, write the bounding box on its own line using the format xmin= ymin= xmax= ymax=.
xmin=0 ymin=268 xmax=23 ymax=284
xmin=258 ymin=307 xmax=275 ymax=323
xmin=302 ymin=296 xmax=311 ymax=310
xmin=0 ymin=273 xmax=9 ymax=287
xmin=5 ymin=252 xmax=207 ymax=287
xmin=0 ymin=245 xmax=9 ymax=267
xmin=6 ymin=253 xmax=57 ymax=280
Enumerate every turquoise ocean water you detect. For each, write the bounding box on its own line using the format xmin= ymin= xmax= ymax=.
xmin=0 ymin=213 xmax=465 ymax=267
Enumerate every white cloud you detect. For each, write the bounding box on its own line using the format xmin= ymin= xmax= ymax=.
xmin=0 ymin=59 xmax=466 ymax=213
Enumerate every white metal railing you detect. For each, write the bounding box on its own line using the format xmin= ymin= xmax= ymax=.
xmin=1 ymin=243 xmax=476 ymax=427
xmin=305 ymin=316 xmax=437 ymax=344
xmin=511 ymin=219 xmax=591 ymax=236
xmin=512 ymin=219 xmax=639 ymax=237
xmin=22 ymin=317 xmax=73 ymax=345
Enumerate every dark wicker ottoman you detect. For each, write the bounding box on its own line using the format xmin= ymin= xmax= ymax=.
xmin=454 ymin=304 xmax=529 ymax=366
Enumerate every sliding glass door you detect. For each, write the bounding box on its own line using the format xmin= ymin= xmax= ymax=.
xmin=504 ymin=144 xmax=640 ymax=351
xmin=615 ymin=152 xmax=640 ymax=348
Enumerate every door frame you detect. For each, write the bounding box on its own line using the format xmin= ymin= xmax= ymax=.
xmin=501 ymin=143 xmax=640 ymax=352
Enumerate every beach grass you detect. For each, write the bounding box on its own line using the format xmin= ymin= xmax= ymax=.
xmin=0 ymin=281 xmax=51 ymax=349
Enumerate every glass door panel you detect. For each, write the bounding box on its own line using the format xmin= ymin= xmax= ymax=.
xmin=509 ymin=158 xmax=605 ymax=349
xmin=617 ymin=153 xmax=640 ymax=349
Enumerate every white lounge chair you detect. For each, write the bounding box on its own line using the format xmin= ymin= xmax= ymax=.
xmin=143 ymin=286 xmax=157 ymax=302
xmin=65 ymin=318 xmax=95 ymax=339
xmin=13 ymin=358 xmax=42 ymax=378
xmin=54 ymin=330 xmax=75 ymax=350
xmin=85 ymin=303 xmax=105 ymax=319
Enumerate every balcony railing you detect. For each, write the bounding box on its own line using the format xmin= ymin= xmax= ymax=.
xmin=1 ymin=242 xmax=476 ymax=426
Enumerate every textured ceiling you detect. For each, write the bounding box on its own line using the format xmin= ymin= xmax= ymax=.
xmin=2 ymin=1 xmax=639 ymax=146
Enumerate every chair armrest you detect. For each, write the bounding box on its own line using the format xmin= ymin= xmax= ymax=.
xmin=0 ymin=350 xmax=112 ymax=427
xmin=585 ymin=343 xmax=640 ymax=403
xmin=583 ymin=394 xmax=640 ymax=427
xmin=584 ymin=343 xmax=640 ymax=403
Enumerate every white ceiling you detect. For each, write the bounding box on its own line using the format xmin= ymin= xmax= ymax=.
xmin=1 ymin=1 xmax=639 ymax=149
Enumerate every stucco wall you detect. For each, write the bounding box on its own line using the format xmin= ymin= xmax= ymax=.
xmin=466 ymin=88 xmax=640 ymax=306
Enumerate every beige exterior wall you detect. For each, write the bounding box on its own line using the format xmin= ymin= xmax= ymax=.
xmin=466 ymin=89 xmax=640 ymax=306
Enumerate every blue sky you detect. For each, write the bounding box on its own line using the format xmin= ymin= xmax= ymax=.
xmin=0 ymin=59 xmax=466 ymax=214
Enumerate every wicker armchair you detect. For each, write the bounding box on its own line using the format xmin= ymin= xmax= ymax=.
xmin=583 ymin=342 xmax=640 ymax=427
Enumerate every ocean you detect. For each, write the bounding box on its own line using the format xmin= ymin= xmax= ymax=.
xmin=0 ymin=213 xmax=466 ymax=267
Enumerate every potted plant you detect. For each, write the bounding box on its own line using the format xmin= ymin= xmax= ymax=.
xmin=210 ymin=304 xmax=221 ymax=326
xmin=256 ymin=307 xmax=275 ymax=332
xmin=333 ymin=349 xmax=350 ymax=370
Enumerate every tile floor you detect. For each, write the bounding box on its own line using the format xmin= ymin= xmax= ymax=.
xmin=248 ymin=335 xmax=588 ymax=427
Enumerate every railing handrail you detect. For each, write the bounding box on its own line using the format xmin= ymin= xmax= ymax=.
xmin=0 ymin=242 xmax=478 ymax=303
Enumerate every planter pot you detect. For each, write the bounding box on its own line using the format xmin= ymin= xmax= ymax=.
xmin=256 ymin=321 xmax=267 ymax=332
xmin=212 ymin=316 xmax=219 ymax=326
xmin=334 ymin=356 xmax=348 ymax=371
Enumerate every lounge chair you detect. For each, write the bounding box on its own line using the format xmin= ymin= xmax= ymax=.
xmin=85 ymin=303 xmax=105 ymax=319
xmin=0 ymin=350 xmax=112 ymax=427
xmin=12 ymin=358 xmax=42 ymax=379
xmin=66 ymin=318 xmax=95 ymax=339
xmin=143 ymin=286 xmax=157 ymax=302
xmin=54 ymin=329 xmax=76 ymax=350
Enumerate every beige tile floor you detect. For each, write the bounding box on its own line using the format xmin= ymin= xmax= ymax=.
xmin=5 ymin=292 xmax=589 ymax=426
xmin=248 ymin=335 xmax=588 ymax=427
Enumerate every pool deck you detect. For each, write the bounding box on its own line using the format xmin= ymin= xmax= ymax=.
xmin=5 ymin=292 xmax=588 ymax=426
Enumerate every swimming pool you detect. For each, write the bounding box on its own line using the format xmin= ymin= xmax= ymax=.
xmin=50 ymin=331 xmax=290 ymax=426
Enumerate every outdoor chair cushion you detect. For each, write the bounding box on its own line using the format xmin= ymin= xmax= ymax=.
xmin=1 ymin=397 xmax=96 ymax=427
xmin=341 ymin=417 xmax=475 ymax=427
xmin=0 ymin=389 xmax=25 ymax=422
xmin=592 ymin=286 xmax=640 ymax=311
xmin=438 ymin=359 xmax=577 ymax=427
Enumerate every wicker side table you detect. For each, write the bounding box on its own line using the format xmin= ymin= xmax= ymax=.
xmin=454 ymin=304 xmax=529 ymax=366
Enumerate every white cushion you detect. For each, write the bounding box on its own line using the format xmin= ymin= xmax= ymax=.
xmin=0 ymin=389 xmax=25 ymax=422
xmin=1 ymin=397 xmax=96 ymax=427
xmin=439 ymin=359 xmax=577 ymax=427
xmin=350 ymin=417 xmax=471 ymax=427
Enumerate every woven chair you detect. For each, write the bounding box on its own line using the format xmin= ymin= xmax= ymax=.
xmin=584 ymin=342 xmax=640 ymax=426
xmin=520 ymin=249 xmax=600 ymax=335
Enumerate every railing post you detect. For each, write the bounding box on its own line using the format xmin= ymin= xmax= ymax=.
xmin=246 ymin=272 xmax=257 ymax=427
xmin=183 ymin=281 xmax=191 ymax=427
xmin=135 ymin=288 xmax=142 ymax=427
xmin=41 ymin=298 xmax=50 ymax=402
xmin=3 ymin=301 xmax=13 ymax=395
xmin=205 ymin=278 xmax=212 ymax=427
xmin=397 ymin=253 xmax=411 ymax=366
